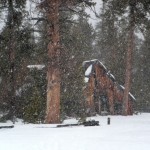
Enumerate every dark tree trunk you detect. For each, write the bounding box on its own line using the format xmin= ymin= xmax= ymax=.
xmin=8 ymin=0 xmax=16 ymax=123
xmin=123 ymin=0 xmax=135 ymax=116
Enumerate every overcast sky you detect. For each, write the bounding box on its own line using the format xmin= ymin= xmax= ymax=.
xmin=86 ymin=0 xmax=103 ymax=27
xmin=0 ymin=0 xmax=102 ymax=31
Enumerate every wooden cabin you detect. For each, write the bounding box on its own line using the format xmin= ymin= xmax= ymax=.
xmin=83 ymin=59 xmax=136 ymax=116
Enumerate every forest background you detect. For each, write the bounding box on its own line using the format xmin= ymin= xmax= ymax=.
xmin=0 ymin=0 xmax=150 ymax=123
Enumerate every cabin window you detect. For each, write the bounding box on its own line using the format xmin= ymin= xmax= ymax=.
xmin=101 ymin=95 xmax=109 ymax=112
xmin=114 ymin=102 xmax=122 ymax=114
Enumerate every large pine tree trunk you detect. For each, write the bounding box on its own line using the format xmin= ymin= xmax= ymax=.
xmin=123 ymin=0 xmax=135 ymax=115
xmin=43 ymin=0 xmax=61 ymax=123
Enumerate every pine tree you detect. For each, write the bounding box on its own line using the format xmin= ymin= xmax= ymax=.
xmin=21 ymin=68 xmax=46 ymax=123
xmin=0 ymin=0 xmax=42 ymax=122
xmin=135 ymin=23 xmax=150 ymax=112
xmin=95 ymin=0 xmax=127 ymax=84
xmin=60 ymin=8 xmax=95 ymax=119
xmin=38 ymin=0 xmax=95 ymax=123
xmin=100 ymin=0 xmax=150 ymax=115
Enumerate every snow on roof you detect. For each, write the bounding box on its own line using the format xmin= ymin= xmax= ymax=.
xmin=98 ymin=60 xmax=107 ymax=70
xmin=84 ymin=77 xmax=89 ymax=83
xmin=129 ymin=92 xmax=136 ymax=101
xmin=85 ymin=64 xmax=93 ymax=77
xmin=27 ymin=65 xmax=45 ymax=70
xmin=82 ymin=61 xmax=90 ymax=67
xmin=120 ymin=85 xmax=136 ymax=101
xmin=83 ymin=59 xmax=107 ymax=71
xmin=110 ymin=74 xmax=115 ymax=80
xmin=90 ymin=59 xmax=99 ymax=62
xmin=120 ymin=85 xmax=125 ymax=90
xmin=107 ymin=71 xmax=116 ymax=82
xmin=83 ymin=59 xmax=97 ymax=65
xmin=86 ymin=59 xmax=107 ymax=70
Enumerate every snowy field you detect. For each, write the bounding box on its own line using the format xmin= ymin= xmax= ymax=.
xmin=0 ymin=113 xmax=150 ymax=150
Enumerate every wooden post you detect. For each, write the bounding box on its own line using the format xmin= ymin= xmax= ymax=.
xmin=107 ymin=117 xmax=110 ymax=125
xmin=98 ymin=99 xmax=101 ymax=115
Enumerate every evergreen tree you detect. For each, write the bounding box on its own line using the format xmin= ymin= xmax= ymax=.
xmin=20 ymin=68 xmax=46 ymax=123
xmin=60 ymin=9 xmax=95 ymax=118
xmin=134 ymin=23 xmax=150 ymax=112
xmin=96 ymin=0 xmax=150 ymax=114
xmin=0 ymin=0 xmax=41 ymax=122
xmin=39 ymin=0 xmax=95 ymax=123
xmin=95 ymin=0 xmax=127 ymax=84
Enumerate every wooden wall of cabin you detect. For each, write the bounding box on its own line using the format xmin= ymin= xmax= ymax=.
xmin=94 ymin=65 xmax=107 ymax=114
xmin=85 ymin=75 xmax=96 ymax=116
xmin=113 ymin=85 xmax=124 ymax=115
xmin=128 ymin=99 xmax=133 ymax=115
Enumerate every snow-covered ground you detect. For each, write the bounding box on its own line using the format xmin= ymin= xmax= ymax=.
xmin=0 ymin=113 xmax=150 ymax=150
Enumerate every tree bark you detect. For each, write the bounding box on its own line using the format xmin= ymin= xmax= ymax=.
xmin=8 ymin=0 xmax=16 ymax=123
xmin=41 ymin=0 xmax=61 ymax=123
xmin=123 ymin=0 xmax=135 ymax=116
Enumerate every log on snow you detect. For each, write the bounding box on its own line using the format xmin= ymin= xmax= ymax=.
xmin=0 ymin=125 xmax=14 ymax=129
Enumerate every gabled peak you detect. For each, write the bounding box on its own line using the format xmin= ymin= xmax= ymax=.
xmin=83 ymin=59 xmax=107 ymax=71
xmin=85 ymin=64 xmax=93 ymax=77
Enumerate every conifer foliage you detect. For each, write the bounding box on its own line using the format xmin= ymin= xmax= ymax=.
xmin=0 ymin=0 xmax=150 ymax=123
